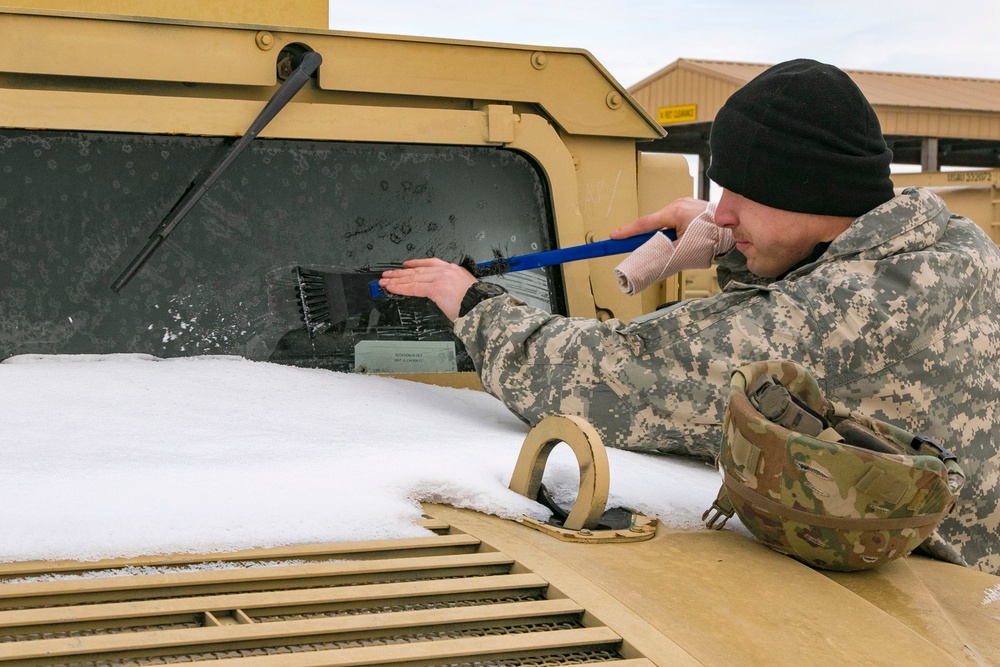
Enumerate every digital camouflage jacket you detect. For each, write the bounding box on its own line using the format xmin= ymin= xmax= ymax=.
xmin=455 ymin=188 xmax=1000 ymax=574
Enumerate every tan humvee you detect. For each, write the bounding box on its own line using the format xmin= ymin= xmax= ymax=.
xmin=1 ymin=3 xmax=997 ymax=665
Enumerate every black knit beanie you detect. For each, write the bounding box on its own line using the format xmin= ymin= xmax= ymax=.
xmin=706 ymin=59 xmax=894 ymax=217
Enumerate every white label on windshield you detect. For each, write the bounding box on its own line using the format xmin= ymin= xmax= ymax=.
xmin=354 ymin=341 xmax=457 ymax=373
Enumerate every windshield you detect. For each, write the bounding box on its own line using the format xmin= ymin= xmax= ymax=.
xmin=0 ymin=130 xmax=561 ymax=372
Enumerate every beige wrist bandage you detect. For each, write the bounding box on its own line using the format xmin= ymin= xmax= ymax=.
xmin=614 ymin=202 xmax=732 ymax=295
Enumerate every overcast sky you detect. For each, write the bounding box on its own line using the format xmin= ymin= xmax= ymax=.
xmin=328 ymin=0 xmax=999 ymax=88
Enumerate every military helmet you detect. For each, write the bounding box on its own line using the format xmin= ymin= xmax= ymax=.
xmin=705 ymin=360 xmax=965 ymax=571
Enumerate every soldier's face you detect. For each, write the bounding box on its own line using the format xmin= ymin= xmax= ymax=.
xmin=713 ymin=190 xmax=853 ymax=278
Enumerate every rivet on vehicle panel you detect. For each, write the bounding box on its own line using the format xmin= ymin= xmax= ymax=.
xmin=606 ymin=91 xmax=623 ymax=109
xmin=579 ymin=528 xmax=592 ymax=535
xmin=531 ymin=52 xmax=548 ymax=70
xmin=256 ymin=31 xmax=275 ymax=51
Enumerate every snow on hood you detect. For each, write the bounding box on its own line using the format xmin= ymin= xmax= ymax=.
xmin=0 ymin=354 xmax=721 ymax=562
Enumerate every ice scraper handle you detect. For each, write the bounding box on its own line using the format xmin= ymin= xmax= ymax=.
xmin=494 ymin=229 xmax=675 ymax=272
xmin=368 ymin=229 xmax=676 ymax=298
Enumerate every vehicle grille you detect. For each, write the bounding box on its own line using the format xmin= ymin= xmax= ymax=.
xmin=0 ymin=519 xmax=652 ymax=666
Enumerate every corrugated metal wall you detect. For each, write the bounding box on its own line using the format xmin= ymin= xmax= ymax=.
xmin=630 ymin=60 xmax=1000 ymax=142
xmin=630 ymin=67 xmax=739 ymax=127
xmin=879 ymin=108 xmax=1000 ymax=140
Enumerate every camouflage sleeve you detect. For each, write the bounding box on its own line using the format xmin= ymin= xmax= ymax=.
xmin=453 ymin=288 xmax=822 ymax=460
xmin=454 ymin=293 xmax=707 ymax=454
xmin=454 ymin=293 xmax=649 ymax=437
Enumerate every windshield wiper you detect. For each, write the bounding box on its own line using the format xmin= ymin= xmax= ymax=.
xmin=111 ymin=49 xmax=322 ymax=292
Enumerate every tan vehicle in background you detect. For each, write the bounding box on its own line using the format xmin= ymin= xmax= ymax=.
xmin=1 ymin=3 xmax=998 ymax=665
xmin=893 ymin=169 xmax=1000 ymax=247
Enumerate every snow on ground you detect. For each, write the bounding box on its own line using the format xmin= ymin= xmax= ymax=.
xmin=0 ymin=354 xmax=721 ymax=562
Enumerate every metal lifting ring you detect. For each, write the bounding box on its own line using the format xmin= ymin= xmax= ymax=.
xmin=508 ymin=414 xmax=611 ymax=531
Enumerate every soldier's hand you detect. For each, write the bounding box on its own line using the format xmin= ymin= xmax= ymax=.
xmin=379 ymin=258 xmax=477 ymax=322
xmin=610 ymin=197 xmax=710 ymax=240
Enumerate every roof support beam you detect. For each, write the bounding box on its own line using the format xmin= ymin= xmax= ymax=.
xmin=922 ymin=137 xmax=940 ymax=172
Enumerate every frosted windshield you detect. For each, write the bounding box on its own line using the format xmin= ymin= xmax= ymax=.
xmin=0 ymin=131 xmax=560 ymax=371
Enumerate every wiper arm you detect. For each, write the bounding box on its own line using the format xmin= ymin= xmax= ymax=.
xmin=111 ymin=50 xmax=323 ymax=292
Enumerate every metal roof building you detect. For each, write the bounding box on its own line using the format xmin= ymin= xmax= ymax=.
xmin=629 ymin=59 xmax=1000 ymax=198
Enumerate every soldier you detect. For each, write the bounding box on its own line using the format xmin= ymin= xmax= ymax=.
xmin=379 ymin=59 xmax=1000 ymax=574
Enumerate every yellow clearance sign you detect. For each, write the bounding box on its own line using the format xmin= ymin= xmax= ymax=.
xmin=657 ymin=104 xmax=697 ymax=125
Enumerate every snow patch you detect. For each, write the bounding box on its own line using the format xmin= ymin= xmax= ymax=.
xmin=0 ymin=354 xmax=722 ymax=562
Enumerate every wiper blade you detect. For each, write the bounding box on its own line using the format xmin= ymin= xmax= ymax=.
xmin=111 ymin=50 xmax=322 ymax=292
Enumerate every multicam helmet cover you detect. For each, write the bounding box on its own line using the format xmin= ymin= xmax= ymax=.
xmin=704 ymin=360 xmax=965 ymax=571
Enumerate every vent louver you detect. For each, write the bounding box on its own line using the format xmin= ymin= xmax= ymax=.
xmin=0 ymin=520 xmax=652 ymax=666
